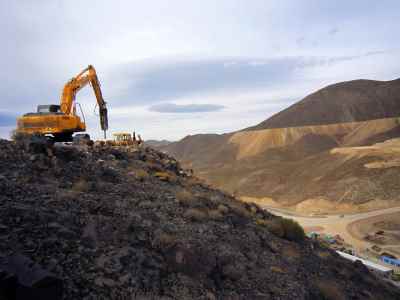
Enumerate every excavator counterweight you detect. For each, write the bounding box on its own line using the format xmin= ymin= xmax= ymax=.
xmin=16 ymin=65 xmax=108 ymax=141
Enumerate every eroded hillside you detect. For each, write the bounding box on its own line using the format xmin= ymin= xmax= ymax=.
xmin=161 ymin=78 xmax=400 ymax=212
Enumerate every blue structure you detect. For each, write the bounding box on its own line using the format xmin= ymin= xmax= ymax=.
xmin=381 ymin=256 xmax=400 ymax=267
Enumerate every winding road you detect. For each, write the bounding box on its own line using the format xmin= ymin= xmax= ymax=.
xmin=263 ymin=206 xmax=400 ymax=253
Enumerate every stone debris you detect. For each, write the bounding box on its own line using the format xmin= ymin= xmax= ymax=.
xmin=0 ymin=253 xmax=63 ymax=300
xmin=0 ymin=137 xmax=399 ymax=299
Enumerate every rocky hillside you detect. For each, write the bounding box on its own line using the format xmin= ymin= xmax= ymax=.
xmin=161 ymin=79 xmax=400 ymax=211
xmin=1 ymin=138 xmax=399 ymax=299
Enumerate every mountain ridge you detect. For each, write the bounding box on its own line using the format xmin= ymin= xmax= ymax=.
xmin=246 ymin=78 xmax=400 ymax=131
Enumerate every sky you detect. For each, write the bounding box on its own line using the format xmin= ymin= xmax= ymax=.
xmin=0 ymin=0 xmax=399 ymax=140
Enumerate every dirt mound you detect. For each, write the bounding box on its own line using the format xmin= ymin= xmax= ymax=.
xmin=248 ymin=78 xmax=400 ymax=130
xmin=0 ymin=138 xmax=399 ymax=299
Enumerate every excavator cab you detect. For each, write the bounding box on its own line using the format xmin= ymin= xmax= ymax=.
xmin=36 ymin=105 xmax=62 ymax=114
xmin=22 ymin=105 xmax=62 ymax=116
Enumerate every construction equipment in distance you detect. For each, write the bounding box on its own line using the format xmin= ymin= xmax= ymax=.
xmin=16 ymin=65 xmax=108 ymax=142
xmin=111 ymin=132 xmax=142 ymax=146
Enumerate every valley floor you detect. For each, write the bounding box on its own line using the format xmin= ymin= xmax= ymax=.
xmin=263 ymin=205 xmax=400 ymax=265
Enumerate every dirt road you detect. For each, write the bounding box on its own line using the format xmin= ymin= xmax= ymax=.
xmin=264 ymin=206 xmax=400 ymax=253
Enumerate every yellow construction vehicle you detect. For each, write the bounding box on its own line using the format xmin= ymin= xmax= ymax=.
xmin=111 ymin=132 xmax=143 ymax=146
xmin=16 ymin=65 xmax=108 ymax=142
xmin=112 ymin=132 xmax=135 ymax=146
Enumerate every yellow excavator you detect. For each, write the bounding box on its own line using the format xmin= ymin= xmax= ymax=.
xmin=16 ymin=65 xmax=108 ymax=142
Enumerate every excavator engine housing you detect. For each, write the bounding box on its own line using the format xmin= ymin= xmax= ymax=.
xmin=17 ymin=104 xmax=86 ymax=141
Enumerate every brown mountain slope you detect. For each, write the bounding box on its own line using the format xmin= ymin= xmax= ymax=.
xmin=247 ymin=78 xmax=400 ymax=130
xmin=161 ymin=78 xmax=400 ymax=212
xmin=205 ymin=138 xmax=400 ymax=211
xmin=164 ymin=118 xmax=400 ymax=169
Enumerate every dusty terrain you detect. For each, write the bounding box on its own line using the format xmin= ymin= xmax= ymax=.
xmin=2 ymin=137 xmax=399 ymax=299
xmin=264 ymin=206 xmax=400 ymax=255
xmin=347 ymin=212 xmax=400 ymax=256
xmin=159 ymin=78 xmax=400 ymax=212
xmin=177 ymin=134 xmax=400 ymax=213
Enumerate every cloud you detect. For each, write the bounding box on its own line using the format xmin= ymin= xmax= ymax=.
xmin=149 ymin=103 xmax=224 ymax=113
xmin=109 ymin=53 xmax=385 ymax=108
xmin=1 ymin=1 xmax=399 ymax=140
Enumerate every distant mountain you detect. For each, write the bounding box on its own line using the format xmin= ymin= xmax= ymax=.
xmin=162 ymin=78 xmax=400 ymax=213
xmin=247 ymin=78 xmax=400 ymax=130
xmin=144 ymin=139 xmax=172 ymax=148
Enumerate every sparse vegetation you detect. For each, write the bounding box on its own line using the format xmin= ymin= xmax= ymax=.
xmin=208 ymin=209 xmax=224 ymax=221
xmin=217 ymin=204 xmax=229 ymax=214
xmin=258 ymin=217 xmax=305 ymax=242
xmin=248 ymin=203 xmax=259 ymax=215
xmin=183 ymin=208 xmax=208 ymax=222
xmin=152 ymin=231 xmax=177 ymax=249
xmin=270 ymin=266 xmax=286 ymax=274
xmin=280 ymin=218 xmax=305 ymax=242
xmin=134 ymin=169 xmax=149 ymax=181
xmin=176 ymin=189 xmax=197 ymax=207
xmin=228 ymin=202 xmax=252 ymax=218
xmin=71 ymin=179 xmax=90 ymax=192
xmin=255 ymin=219 xmax=268 ymax=227
xmin=317 ymin=251 xmax=331 ymax=259
xmin=154 ymin=171 xmax=177 ymax=182
xmin=266 ymin=219 xmax=285 ymax=238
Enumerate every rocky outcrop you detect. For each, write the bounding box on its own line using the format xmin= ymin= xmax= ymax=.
xmin=0 ymin=138 xmax=399 ymax=299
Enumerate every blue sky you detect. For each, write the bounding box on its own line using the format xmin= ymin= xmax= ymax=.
xmin=0 ymin=0 xmax=399 ymax=140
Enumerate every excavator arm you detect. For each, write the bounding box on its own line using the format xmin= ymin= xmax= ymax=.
xmin=60 ymin=65 xmax=108 ymax=138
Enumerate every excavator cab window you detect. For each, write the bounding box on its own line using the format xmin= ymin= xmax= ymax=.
xmin=37 ymin=105 xmax=62 ymax=114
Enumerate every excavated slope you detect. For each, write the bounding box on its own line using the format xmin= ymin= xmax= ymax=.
xmin=164 ymin=117 xmax=400 ymax=166
xmin=159 ymin=118 xmax=400 ymax=211
xmin=205 ymin=137 xmax=400 ymax=210
xmin=229 ymin=118 xmax=400 ymax=160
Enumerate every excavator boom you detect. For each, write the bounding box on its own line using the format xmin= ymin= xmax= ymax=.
xmin=60 ymin=65 xmax=108 ymax=138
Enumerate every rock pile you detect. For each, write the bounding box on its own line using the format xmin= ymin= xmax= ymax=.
xmin=0 ymin=138 xmax=399 ymax=299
